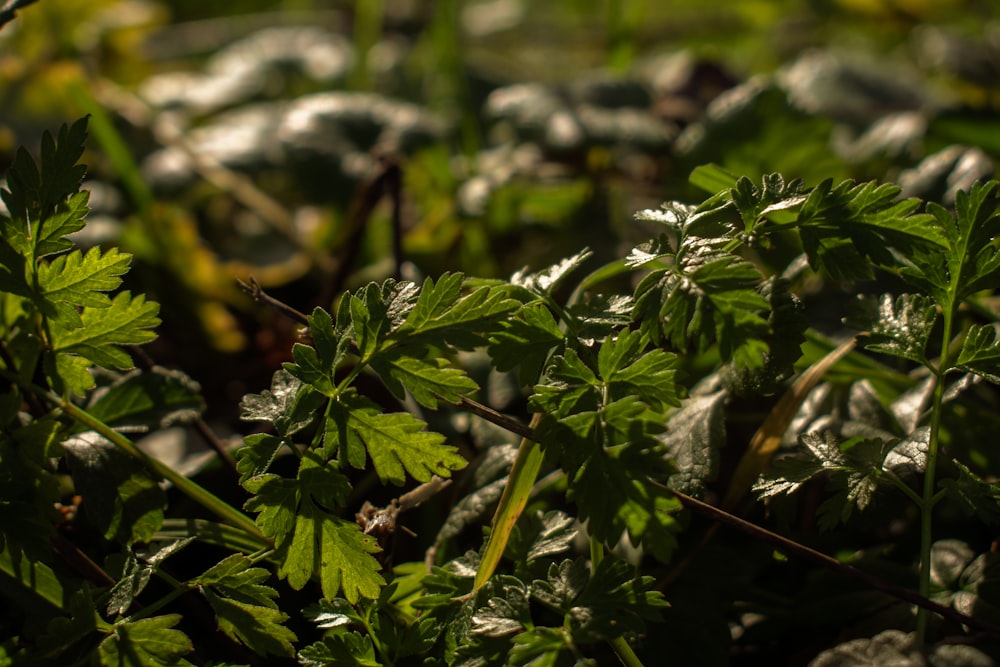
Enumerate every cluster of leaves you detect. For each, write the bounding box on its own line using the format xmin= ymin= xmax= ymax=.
xmin=5 ymin=108 xmax=1000 ymax=666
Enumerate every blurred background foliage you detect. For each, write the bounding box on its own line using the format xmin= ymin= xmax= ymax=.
xmin=1 ymin=0 xmax=999 ymax=415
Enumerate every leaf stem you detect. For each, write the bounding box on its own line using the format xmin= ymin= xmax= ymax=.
xmin=916 ymin=308 xmax=953 ymax=641
xmin=609 ymin=635 xmax=645 ymax=667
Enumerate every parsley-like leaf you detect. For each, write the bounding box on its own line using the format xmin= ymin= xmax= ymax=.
xmin=195 ymin=554 xmax=297 ymax=657
xmin=848 ymin=293 xmax=937 ymax=366
xmin=955 ymin=324 xmax=1000 ymax=384
xmin=48 ymin=291 xmax=160 ymax=370
xmin=96 ymin=615 xmax=192 ymax=667
xmin=243 ymin=454 xmax=383 ymax=603
xmin=325 ymin=391 xmax=466 ymax=485
xmin=370 ymin=353 xmax=479 ymax=409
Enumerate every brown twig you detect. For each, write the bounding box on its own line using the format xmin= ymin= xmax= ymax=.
xmin=237 ymin=276 xmax=309 ymax=326
xmin=446 ymin=401 xmax=1000 ymax=640
xmin=128 ymin=345 xmax=239 ymax=474
xmin=660 ymin=483 xmax=1000 ymax=640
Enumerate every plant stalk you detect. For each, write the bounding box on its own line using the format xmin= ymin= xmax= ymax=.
xmin=916 ymin=309 xmax=953 ymax=641
xmin=45 ymin=387 xmax=270 ymax=547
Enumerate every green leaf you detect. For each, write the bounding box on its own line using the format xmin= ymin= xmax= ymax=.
xmin=470 ymin=576 xmax=531 ymax=638
xmin=754 ymin=431 xmax=905 ymax=530
xmin=604 ymin=334 xmax=681 ymax=410
xmin=505 ymin=510 xmax=578 ymax=565
xmin=283 ymin=307 xmax=349 ymax=397
xmin=299 ymin=632 xmax=379 ymax=666
xmin=849 ymin=294 xmax=937 ymax=366
xmin=661 ymin=389 xmax=728 ymax=495
xmin=107 ymin=540 xmax=193 ymax=616
xmin=63 ymin=433 xmax=166 ymax=545
xmin=487 ymin=302 xmax=565 ymax=386
xmin=86 ymin=367 xmax=204 ymax=431
xmin=34 ymin=190 xmax=90 ymax=258
xmin=36 ymin=246 xmax=132 ymax=328
xmin=1 ymin=117 xmax=88 ymax=228
xmin=282 ymin=503 xmax=384 ymax=603
xmin=396 ymin=274 xmax=520 ymax=348
xmin=48 ymin=291 xmax=160 ymax=370
xmin=632 ymin=244 xmax=770 ymax=366
xmin=243 ymin=455 xmax=384 ymax=603
xmin=371 ymin=353 xmax=479 ymax=409
xmin=195 ymin=556 xmax=298 ymax=658
xmin=96 ymin=615 xmax=192 ymax=667
xmin=939 ymin=462 xmax=1000 ymax=526
xmin=239 ymin=369 xmax=324 ymax=436
xmin=325 ymin=391 xmax=466 ymax=485
xmin=530 ymin=557 xmax=667 ymax=642
xmin=510 ymin=249 xmax=593 ymax=297
xmin=955 ymin=324 xmax=1000 ymax=383
xmin=235 ymin=433 xmax=287 ymax=484
xmin=202 ymin=590 xmax=298 ymax=658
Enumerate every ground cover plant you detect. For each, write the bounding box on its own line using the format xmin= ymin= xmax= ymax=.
xmin=3 ymin=1 xmax=1000 ymax=665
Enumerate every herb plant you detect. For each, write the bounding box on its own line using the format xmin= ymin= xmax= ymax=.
xmin=3 ymin=113 xmax=1000 ymax=667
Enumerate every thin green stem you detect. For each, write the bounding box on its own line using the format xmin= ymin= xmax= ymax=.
xmin=916 ymin=308 xmax=953 ymax=641
xmin=589 ymin=534 xmax=604 ymax=569
xmin=40 ymin=386 xmax=270 ymax=547
xmin=879 ymin=469 xmax=924 ymax=508
xmin=610 ymin=636 xmax=645 ymax=667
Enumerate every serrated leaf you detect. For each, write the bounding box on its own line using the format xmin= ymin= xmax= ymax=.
xmin=96 ymin=615 xmax=192 ymax=667
xmin=471 ymin=576 xmax=531 ymax=639
xmin=86 ymin=367 xmax=204 ymax=431
xmin=36 ymin=246 xmax=132 ymax=328
xmin=755 ymin=431 xmax=906 ymax=529
xmin=285 ymin=343 xmax=336 ymax=396
xmin=34 ymin=190 xmax=90 ymax=258
xmin=486 ymin=302 xmax=565 ymax=386
xmin=570 ymin=449 xmax=680 ymax=562
xmin=303 ymin=598 xmax=365 ymax=629
xmin=325 ymin=391 xmax=466 ymax=485
xmin=235 ymin=433 xmax=287 ymax=484
xmin=239 ymin=369 xmax=324 ymax=436
xmin=371 ymin=354 xmax=479 ymax=409
xmin=955 ymin=324 xmax=1000 ymax=383
xmin=243 ymin=455 xmax=383 ymax=603
xmin=661 ymin=390 xmax=728 ymax=495
xmin=107 ymin=540 xmax=193 ymax=616
xmin=1 ymin=117 xmax=88 ymax=229
xmin=63 ymin=432 xmax=166 ymax=545
xmin=510 ymin=249 xmax=593 ymax=296
xmin=632 ymin=246 xmax=770 ymax=366
xmin=49 ymin=291 xmax=159 ymax=369
xmin=299 ymin=632 xmax=379 ymax=666
xmin=47 ymin=350 xmax=96 ymax=396
xmin=506 ymin=510 xmax=578 ymax=564
xmin=202 ymin=589 xmax=297 ymax=657
xmin=606 ymin=347 xmax=680 ymax=410
xmin=849 ymin=294 xmax=937 ymax=366
xmin=939 ymin=462 xmax=1000 ymax=525
xmin=396 ymin=275 xmax=520 ymax=347
xmin=282 ymin=503 xmax=384 ymax=603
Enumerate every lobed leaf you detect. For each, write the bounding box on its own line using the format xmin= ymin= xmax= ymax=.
xmin=325 ymin=391 xmax=466 ymax=485
xmin=849 ymin=293 xmax=937 ymax=366
xmin=955 ymin=324 xmax=1000 ymax=384
xmin=86 ymin=366 xmax=204 ymax=431
xmin=486 ymin=302 xmax=565 ymax=386
xmin=96 ymin=615 xmax=192 ymax=667
xmin=371 ymin=353 xmax=479 ymax=409
xmin=48 ymin=291 xmax=160 ymax=370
